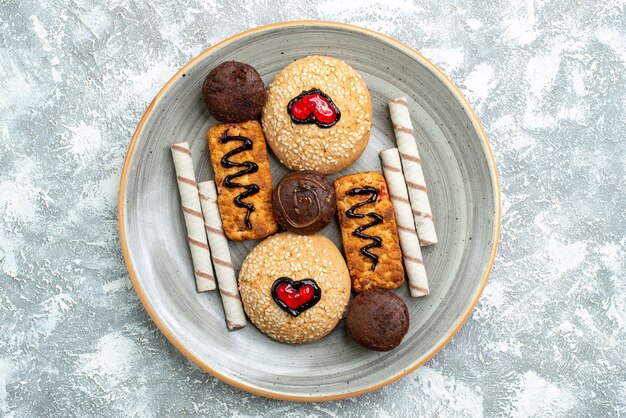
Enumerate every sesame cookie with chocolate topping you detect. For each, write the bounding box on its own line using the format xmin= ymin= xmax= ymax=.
xmin=262 ymin=56 xmax=372 ymax=175
xmin=238 ymin=232 xmax=351 ymax=344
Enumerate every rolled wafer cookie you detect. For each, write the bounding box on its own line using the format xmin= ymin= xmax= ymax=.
xmin=198 ymin=180 xmax=246 ymax=330
xmin=171 ymin=142 xmax=216 ymax=292
xmin=389 ymin=97 xmax=437 ymax=246
xmin=380 ymin=148 xmax=429 ymax=297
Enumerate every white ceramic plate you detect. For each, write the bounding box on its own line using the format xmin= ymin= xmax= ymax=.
xmin=118 ymin=21 xmax=500 ymax=401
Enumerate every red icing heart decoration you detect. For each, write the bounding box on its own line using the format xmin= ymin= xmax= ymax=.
xmin=287 ymin=89 xmax=341 ymax=128
xmin=271 ymin=277 xmax=322 ymax=317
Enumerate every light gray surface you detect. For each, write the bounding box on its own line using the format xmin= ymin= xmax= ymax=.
xmin=0 ymin=0 xmax=624 ymax=416
xmin=121 ymin=23 xmax=498 ymax=400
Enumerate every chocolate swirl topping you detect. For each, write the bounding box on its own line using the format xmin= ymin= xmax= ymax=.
xmin=273 ymin=171 xmax=336 ymax=235
xmin=281 ymin=182 xmax=322 ymax=228
xmin=346 ymin=187 xmax=383 ymax=271
xmin=277 ymin=177 xmax=330 ymax=228
xmin=220 ymin=131 xmax=259 ymax=229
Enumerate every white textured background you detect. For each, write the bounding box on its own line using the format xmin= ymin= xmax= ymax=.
xmin=1 ymin=0 xmax=625 ymax=416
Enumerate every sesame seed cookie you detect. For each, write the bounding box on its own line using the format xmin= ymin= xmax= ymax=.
xmin=262 ymin=56 xmax=372 ymax=175
xmin=238 ymin=232 xmax=351 ymax=343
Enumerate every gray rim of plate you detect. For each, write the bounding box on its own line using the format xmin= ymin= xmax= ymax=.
xmin=118 ymin=21 xmax=501 ymax=401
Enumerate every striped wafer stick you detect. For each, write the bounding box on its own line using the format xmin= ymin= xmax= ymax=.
xmin=380 ymin=148 xmax=429 ymax=297
xmin=171 ymin=142 xmax=216 ymax=292
xmin=198 ymin=180 xmax=246 ymax=330
xmin=389 ymin=97 xmax=438 ymax=246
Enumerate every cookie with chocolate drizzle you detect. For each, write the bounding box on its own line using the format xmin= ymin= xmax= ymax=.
xmin=334 ymin=172 xmax=405 ymax=293
xmin=345 ymin=186 xmax=383 ymax=271
xmin=207 ymin=120 xmax=278 ymax=241
xmin=273 ymin=170 xmax=336 ymax=235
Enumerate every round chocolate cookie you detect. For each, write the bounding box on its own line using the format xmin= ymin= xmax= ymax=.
xmin=346 ymin=289 xmax=409 ymax=351
xmin=273 ymin=170 xmax=336 ymax=235
xmin=202 ymin=61 xmax=266 ymax=123
xmin=239 ymin=232 xmax=351 ymax=344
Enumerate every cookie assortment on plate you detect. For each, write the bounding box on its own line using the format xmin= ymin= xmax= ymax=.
xmin=171 ymin=57 xmax=437 ymax=351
